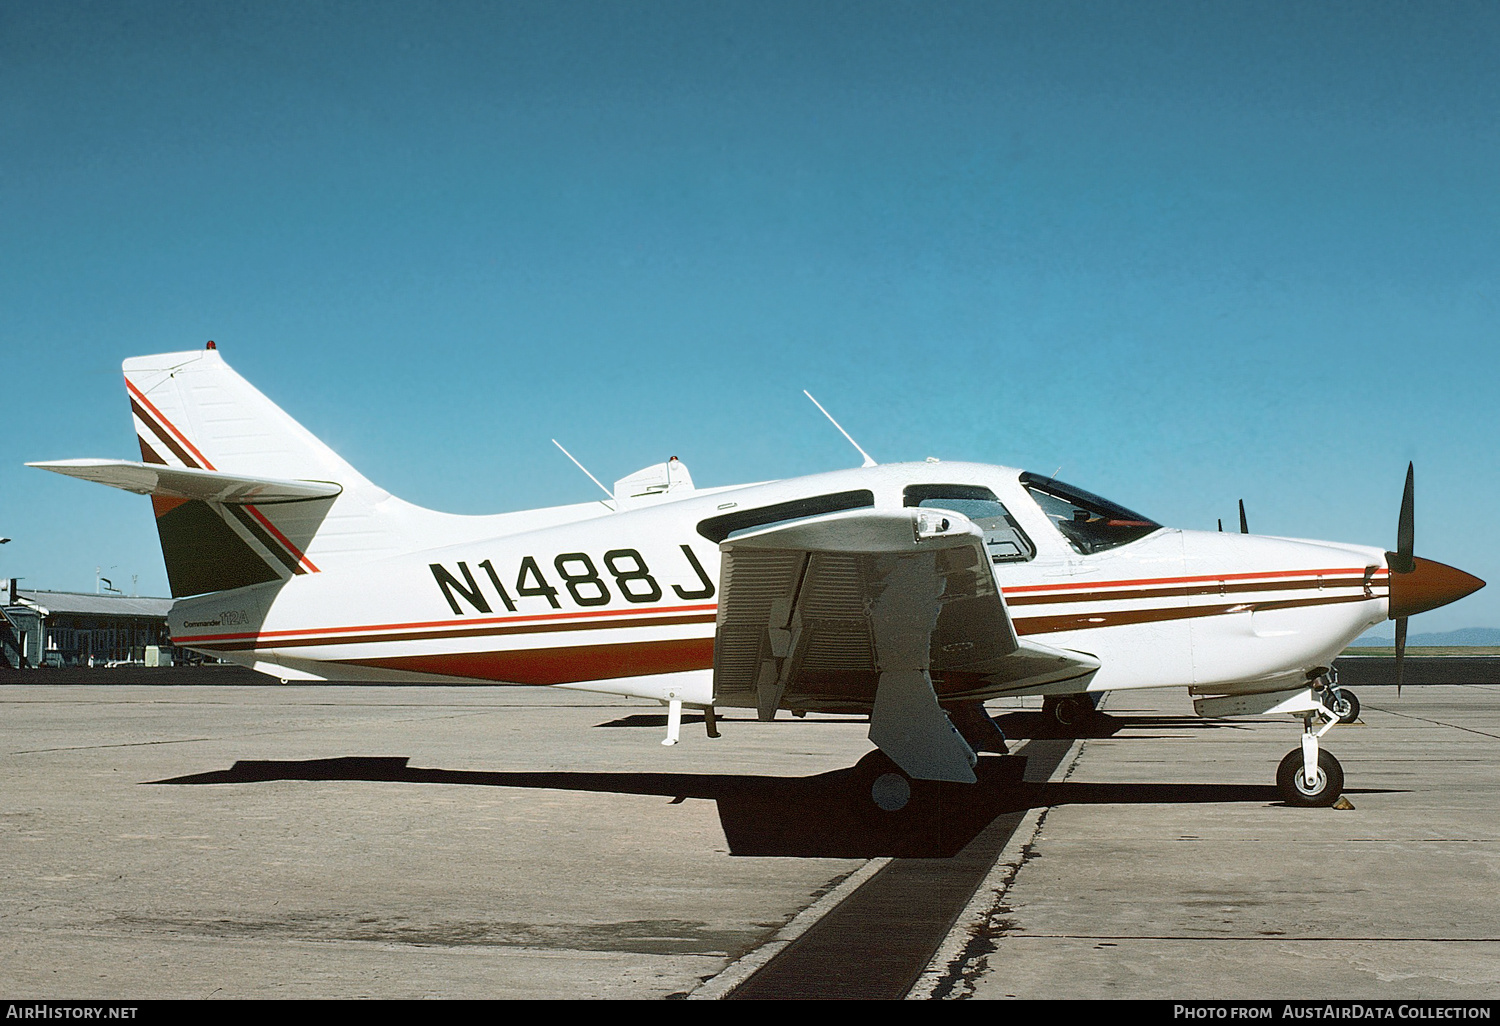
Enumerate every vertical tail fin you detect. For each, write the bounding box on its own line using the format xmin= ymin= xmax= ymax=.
xmin=122 ymin=347 xmax=396 ymax=596
xmin=36 ymin=344 xmax=604 ymax=598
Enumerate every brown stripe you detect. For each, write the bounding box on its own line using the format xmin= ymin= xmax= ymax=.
xmin=192 ymin=612 xmax=720 ymax=653
xmin=131 ymin=398 xmax=200 ymax=468
xmin=137 ymin=435 xmax=167 ymax=466
xmin=1013 ymin=592 xmax=1373 ymax=635
xmin=227 ymin=505 xmax=305 ymax=577
xmin=1005 ymin=576 xmax=1379 ymax=607
xmin=336 ymin=637 xmax=716 ymax=685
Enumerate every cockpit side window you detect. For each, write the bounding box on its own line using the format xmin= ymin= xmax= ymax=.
xmin=1019 ymin=473 xmax=1161 ymax=555
xmin=903 ymin=484 xmax=1035 ymax=563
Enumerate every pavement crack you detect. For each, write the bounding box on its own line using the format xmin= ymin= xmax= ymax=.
xmin=14 ymin=737 xmax=216 ymax=754
xmin=926 ymin=737 xmax=1091 ymax=1000
xmin=1365 ymin=707 xmax=1500 ymax=741
xmin=927 ymin=810 xmax=1052 ymax=999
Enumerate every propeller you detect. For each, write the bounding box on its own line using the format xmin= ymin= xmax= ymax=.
xmin=1390 ymin=463 xmax=1416 ymax=695
xmin=1383 ymin=470 xmax=1484 ymax=695
xmin=1217 ymin=501 xmax=1248 ymax=534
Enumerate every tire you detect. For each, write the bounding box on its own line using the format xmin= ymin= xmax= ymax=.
xmin=1044 ymin=695 xmax=1091 ymax=728
xmin=850 ymin=750 xmax=935 ymax=826
xmin=852 ymin=751 xmax=912 ymax=812
xmin=1276 ymin=748 xmax=1344 ymax=807
xmin=1327 ymin=689 xmax=1360 ymax=724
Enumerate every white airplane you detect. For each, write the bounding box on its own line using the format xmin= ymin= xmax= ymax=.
xmin=30 ymin=345 xmax=1484 ymax=810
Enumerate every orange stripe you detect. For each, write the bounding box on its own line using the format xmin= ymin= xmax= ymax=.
xmin=173 ymin=602 xmax=722 ymax=645
xmin=244 ymin=504 xmax=320 ymax=573
xmin=189 ymin=612 xmax=718 ymax=652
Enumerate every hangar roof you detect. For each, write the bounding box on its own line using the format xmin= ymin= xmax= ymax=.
xmin=13 ymin=590 xmax=173 ymax=618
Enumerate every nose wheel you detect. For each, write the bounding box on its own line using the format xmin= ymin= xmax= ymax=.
xmin=1276 ymin=748 xmax=1344 ymax=806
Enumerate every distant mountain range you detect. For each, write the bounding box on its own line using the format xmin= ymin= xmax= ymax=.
xmin=1348 ymin=627 xmax=1500 ymax=647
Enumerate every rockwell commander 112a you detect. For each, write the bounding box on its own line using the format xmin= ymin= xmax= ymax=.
xmin=30 ymin=345 xmax=1484 ymax=809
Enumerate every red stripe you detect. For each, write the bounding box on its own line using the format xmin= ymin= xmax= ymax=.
xmin=125 ymin=378 xmax=216 ymax=471
xmin=337 ymin=637 xmax=715 ymax=685
xmin=244 ymin=504 xmax=320 ymax=573
xmin=1001 ymin=566 xmax=1387 ymax=596
xmin=174 ymin=565 xmax=1383 ymax=647
xmin=173 ymin=602 xmax=722 ymax=645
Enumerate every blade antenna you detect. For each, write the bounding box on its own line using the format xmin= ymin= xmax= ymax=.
xmin=803 ymin=390 xmax=876 ymax=468
xmin=1238 ymin=499 xmax=1249 ymax=535
xmin=551 ymin=440 xmax=615 ymax=505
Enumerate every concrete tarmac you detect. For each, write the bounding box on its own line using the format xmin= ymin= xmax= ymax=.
xmin=0 ymin=683 xmax=874 ymax=999
xmin=915 ymin=683 xmax=1500 ymax=1000
xmin=3 ymin=676 xmax=1498 ymax=1000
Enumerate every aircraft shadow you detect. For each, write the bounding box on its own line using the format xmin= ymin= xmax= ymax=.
xmin=597 ymin=710 xmax=1251 ymax=741
xmin=151 ymin=751 xmax=1385 ymax=859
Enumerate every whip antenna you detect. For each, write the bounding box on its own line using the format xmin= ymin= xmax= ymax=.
xmin=803 ymin=390 xmax=876 ymax=468
xmin=551 ymin=440 xmax=615 ymax=504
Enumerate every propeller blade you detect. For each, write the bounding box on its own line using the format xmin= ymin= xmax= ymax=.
xmin=1238 ymin=499 xmax=1248 ymax=535
xmin=1392 ymin=462 xmax=1415 ymax=574
xmin=1395 ymin=616 xmax=1408 ymax=697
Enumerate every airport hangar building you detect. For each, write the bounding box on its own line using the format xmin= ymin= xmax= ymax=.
xmin=1 ymin=581 xmax=178 ymax=669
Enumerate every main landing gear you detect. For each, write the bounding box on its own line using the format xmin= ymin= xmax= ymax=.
xmin=854 ymin=703 xmax=1013 ymax=819
xmin=1324 ymin=687 xmax=1361 ymax=725
xmin=1042 ymin=692 xmax=1099 ymax=728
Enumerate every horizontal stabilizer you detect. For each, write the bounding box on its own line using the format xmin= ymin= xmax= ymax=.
xmin=28 ymin=459 xmax=342 ymax=505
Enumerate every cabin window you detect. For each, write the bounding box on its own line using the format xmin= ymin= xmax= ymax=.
xmin=903 ymin=484 xmax=1035 ymax=563
xmin=1020 ymin=473 xmax=1161 ymax=554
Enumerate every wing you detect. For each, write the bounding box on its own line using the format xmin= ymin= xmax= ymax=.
xmin=713 ymin=506 xmax=1098 ymax=782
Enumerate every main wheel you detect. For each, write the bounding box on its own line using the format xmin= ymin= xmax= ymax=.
xmin=1326 ymin=689 xmax=1360 ymax=724
xmin=850 ymin=750 xmax=938 ymax=826
xmin=1044 ymin=694 xmax=1094 ymax=728
xmin=852 ymin=750 xmax=913 ymax=813
xmin=1276 ymin=748 xmax=1345 ymax=807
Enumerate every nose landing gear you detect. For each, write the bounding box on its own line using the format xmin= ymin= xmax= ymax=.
xmin=1275 ymin=678 xmax=1346 ymax=807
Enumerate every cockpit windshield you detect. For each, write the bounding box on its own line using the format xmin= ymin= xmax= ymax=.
xmin=1020 ymin=473 xmax=1162 ymax=555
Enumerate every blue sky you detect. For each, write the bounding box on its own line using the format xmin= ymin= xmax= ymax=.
xmin=3 ymin=1 xmax=1496 ymax=631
